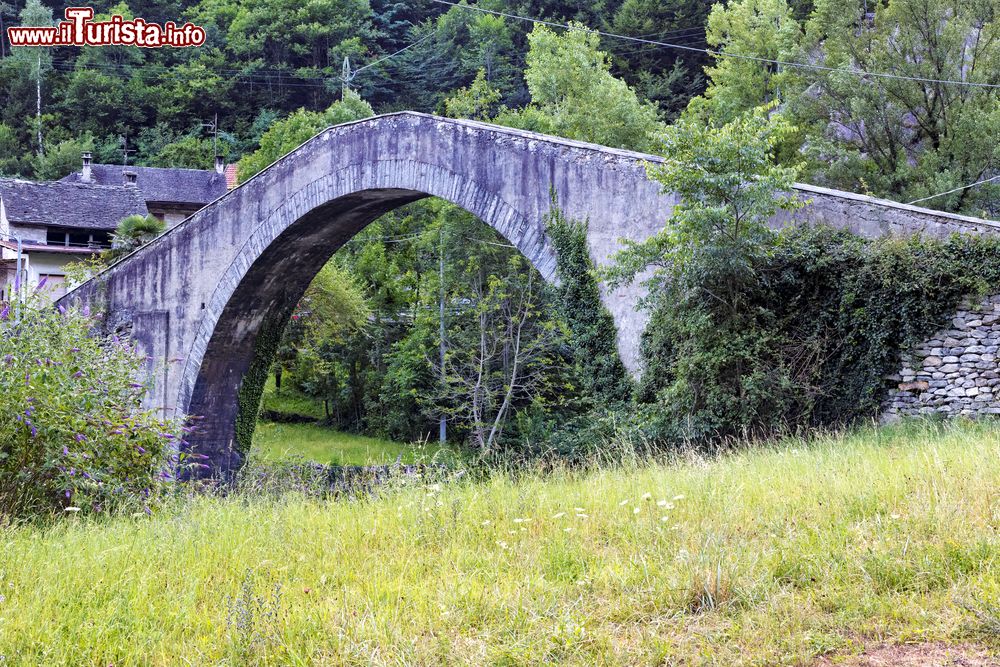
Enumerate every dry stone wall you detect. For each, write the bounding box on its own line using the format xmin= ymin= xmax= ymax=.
xmin=883 ymin=294 xmax=1000 ymax=419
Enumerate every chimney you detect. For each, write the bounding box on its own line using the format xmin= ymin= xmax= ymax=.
xmin=215 ymin=154 xmax=225 ymax=174
xmin=81 ymin=152 xmax=92 ymax=182
xmin=123 ymin=170 xmax=138 ymax=187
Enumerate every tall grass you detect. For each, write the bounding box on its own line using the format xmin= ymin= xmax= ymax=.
xmin=1 ymin=420 xmax=999 ymax=665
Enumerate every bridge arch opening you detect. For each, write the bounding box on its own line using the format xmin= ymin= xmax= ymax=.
xmin=180 ymin=186 xmax=560 ymax=478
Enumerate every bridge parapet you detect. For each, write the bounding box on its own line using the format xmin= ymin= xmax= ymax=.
xmin=58 ymin=111 xmax=1000 ymax=477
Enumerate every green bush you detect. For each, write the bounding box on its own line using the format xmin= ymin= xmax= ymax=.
xmin=0 ymin=287 xmax=181 ymax=518
xmin=607 ymin=106 xmax=1000 ymax=446
xmin=638 ymin=225 xmax=1000 ymax=441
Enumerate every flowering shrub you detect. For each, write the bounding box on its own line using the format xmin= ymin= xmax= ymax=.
xmin=0 ymin=285 xmax=181 ymax=518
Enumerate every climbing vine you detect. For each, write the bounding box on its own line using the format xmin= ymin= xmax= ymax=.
xmin=544 ymin=203 xmax=632 ymax=405
xmin=636 ymin=225 xmax=1000 ymax=443
xmin=234 ymin=307 xmax=292 ymax=457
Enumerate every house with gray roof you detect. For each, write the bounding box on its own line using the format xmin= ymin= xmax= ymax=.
xmin=1 ymin=153 xmax=232 ymax=301
xmin=61 ymin=153 xmax=229 ymax=225
xmin=0 ymin=177 xmax=148 ymax=299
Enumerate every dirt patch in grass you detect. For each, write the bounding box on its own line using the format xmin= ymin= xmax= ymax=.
xmin=814 ymin=642 xmax=997 ymax=666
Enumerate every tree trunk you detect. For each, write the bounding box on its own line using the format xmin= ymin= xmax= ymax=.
xmin=36 ymin=54 xmax=43 ymax=156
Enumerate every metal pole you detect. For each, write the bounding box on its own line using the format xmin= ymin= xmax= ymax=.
xmin=14 ymin=234 xmax=21 ymax=298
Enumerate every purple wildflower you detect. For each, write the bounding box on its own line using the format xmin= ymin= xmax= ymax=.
xmin=0 ymin=304 xmax=8 ymax=321
xmin=74 ymin=433 xmax=86 ymax=442
xmin=62 ymin=445 xmax=69 ymax=456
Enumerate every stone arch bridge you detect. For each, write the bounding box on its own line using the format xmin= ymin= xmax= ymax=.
xmin=59 ymin=112 xmax=1000 ymax=477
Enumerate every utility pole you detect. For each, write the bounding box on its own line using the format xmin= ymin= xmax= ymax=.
xmin=203 ymin=113 xmax=219 ymax=155
xmin=438 ymin=223 xmax=447 ymax=443
xmin=341 ymin=56 xmax=353 ymax=98
xmin=120 ymin=136 xmax=134 ymax=167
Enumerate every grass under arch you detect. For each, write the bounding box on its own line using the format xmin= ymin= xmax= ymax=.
xmin=1 ymin=420 xmax=1000 ymax=665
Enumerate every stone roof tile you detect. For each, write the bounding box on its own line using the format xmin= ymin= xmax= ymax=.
xmin=0 ymin=177 xmax=149 ymax=230
xmin=62 ymin=164 xmax=227 ymax=206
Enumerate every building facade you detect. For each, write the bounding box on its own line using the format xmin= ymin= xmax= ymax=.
xmin=1 ymin=154 xmax=231 ymax=301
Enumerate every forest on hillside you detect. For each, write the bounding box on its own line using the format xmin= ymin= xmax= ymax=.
xmin=2 ymin=0 xmax=998 ymax=457
xmin=5 ymin=0 xmax=995 ymax=216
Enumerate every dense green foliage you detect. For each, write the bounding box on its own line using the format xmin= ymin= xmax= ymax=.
xmin=274 ymin=201 xmax=584 ymax=454
xmin=689 ymin=0 xmax=1000 ymax=216
xmin=637 ymin=225 xmax=1000 ymax=441
xmin=0 ymin=289 xmax=179 ymax=517
xmin=0 ymin=0 xmax=689 ymax=178
xmin=495 ymin=24 xmax=663 ymax=152
xmin=611 ymin=107 xmax=1000 ymax=443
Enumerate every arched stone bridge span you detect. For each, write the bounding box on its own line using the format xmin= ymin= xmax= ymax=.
xmin=59 ymin=112 xmax=1000 ymax=477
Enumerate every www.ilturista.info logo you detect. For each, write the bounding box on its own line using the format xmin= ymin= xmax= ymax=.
xmin=7 ymin=7 xmax=205 ymax=48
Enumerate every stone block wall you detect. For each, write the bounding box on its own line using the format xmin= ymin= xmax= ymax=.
xmin=883 ymin=294 xmax=1000 ymax=419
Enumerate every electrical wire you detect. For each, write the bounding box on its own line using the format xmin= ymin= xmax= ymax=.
xmin=907 ymin=175 xmax=1000 ymax=205
xmin=430 ymin=0 xmax=1000 ymax=91
xmin=350 ymin=32 xmax=436 ymax=77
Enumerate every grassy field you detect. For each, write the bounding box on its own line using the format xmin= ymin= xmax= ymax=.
xmin=253 ymin=422 xmax=448 ymax=466
xmin=260 ymin=378 xmax=326 ymax=421
xmin=255 ymin=378 xmax=450 ymax=466
xmin=2 ymin=421 xmax=1000 ymax=665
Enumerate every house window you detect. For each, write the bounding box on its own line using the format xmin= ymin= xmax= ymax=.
xmin=46 ymin=229 xmax=69 ymax=246
xmin=89 ymin=231 xmax=111 ymax=248
xmin=68 ymin=230 xmax=91 ymax=247
xmin=45 ymin=229 xmax=112 ymax=249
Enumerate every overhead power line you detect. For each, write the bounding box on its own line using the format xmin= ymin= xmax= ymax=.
xmin=430 ymin=0 xmax=1000 ymax=91
xmin=351 ymin=32 xmax=435 ymax=76
xmin=43 ymin=31 xmax=439 ymax=91
xmin=907 ymin=175 xmax=1000 ymax=205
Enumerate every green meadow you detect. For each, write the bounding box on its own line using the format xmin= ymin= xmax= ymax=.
xmin=2 ymin=420 xmax=999 ymax=665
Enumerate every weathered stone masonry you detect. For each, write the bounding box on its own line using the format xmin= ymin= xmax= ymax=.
xmin=884 ymin=295 xmax=1000 ymax=419
xmin=58 ymin=112 xmax=1000 ymax=476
